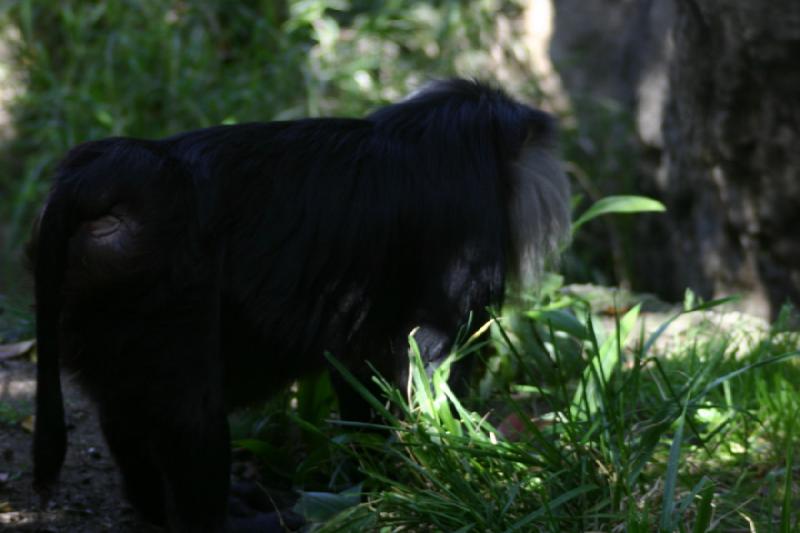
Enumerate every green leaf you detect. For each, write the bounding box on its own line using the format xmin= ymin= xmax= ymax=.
xmin=660 ymin=407 xmax=686 ymax=532
xmin=572 ymin=195 xmax=666 ymax=233
xmin=573 ymin=304 xmax=641 ymax=416
xmin=698 ymin=351 xmax=800 ymax=400
xmin=294 ymin=485 xmax=362 ymax=522
xmin=527 ymin=309 xmax=590 ymax=340
xmin=690 ymin=478 xmax=714 ymax=533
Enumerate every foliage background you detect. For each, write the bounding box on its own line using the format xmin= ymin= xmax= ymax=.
xmin=0 ymin=0 xmax=539 ymax=265
xmin=0 ymin=0 xmax=642 ymax=308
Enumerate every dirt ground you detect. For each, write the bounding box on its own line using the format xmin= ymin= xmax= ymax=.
xmin=0 ymin=357 xmax=160 ymax=532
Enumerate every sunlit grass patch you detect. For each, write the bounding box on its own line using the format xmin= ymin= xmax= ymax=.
xmin=291 ymin=297 xmax=800 ymax=532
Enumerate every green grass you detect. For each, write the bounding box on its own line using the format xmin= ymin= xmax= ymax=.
xmin=242 ymin=293 xmax=800 ymax=532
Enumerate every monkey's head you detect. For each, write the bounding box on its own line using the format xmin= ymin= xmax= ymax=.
xmin=373 ymin=79 xmax=571 ymax=290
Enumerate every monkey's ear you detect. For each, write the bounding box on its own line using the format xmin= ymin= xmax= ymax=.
xmin=494 ymin=106 xmax=557 ymax=161
xmin=514 ymin=109 xmax=557 ymax=155
xmin=524 ymin=109 xmax=557 ymax=146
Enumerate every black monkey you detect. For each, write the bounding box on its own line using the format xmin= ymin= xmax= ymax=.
xmin=30 ymin=79 xmax=570 ymax=531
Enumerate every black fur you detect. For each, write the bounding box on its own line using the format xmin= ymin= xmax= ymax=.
xmin=30 ymin=79 xmax=570 ymax=532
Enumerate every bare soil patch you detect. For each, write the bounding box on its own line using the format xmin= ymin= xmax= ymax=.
xmin=1 ymin=358 xmax=159 ymax=532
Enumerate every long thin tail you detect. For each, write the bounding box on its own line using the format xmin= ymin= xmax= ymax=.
xmin=30 ymin=137 xmax=153 ymax=492
xmin=31 ymin=196 xmax=68 ymax=494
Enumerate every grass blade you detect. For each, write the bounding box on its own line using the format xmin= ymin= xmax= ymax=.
xmin=661 ymin=406 xmax=687 ymax=532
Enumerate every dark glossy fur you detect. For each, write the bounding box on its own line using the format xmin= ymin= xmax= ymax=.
xmin=30 ymin=79 xmax=570 ymax=531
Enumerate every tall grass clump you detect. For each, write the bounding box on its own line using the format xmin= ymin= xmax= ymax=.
xmin=303 ymin=293 xmax=799 ymax=532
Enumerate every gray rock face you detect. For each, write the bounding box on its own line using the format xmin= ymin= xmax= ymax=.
xmin=548 ymin=0 xmax=800 ymax=319
xmin=660 ymin=0 xmax=800 ymax=318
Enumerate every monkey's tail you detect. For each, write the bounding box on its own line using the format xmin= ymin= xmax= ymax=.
xmin=29 ymin=138 xmax=128 ymax=493
xmin=31 ymin=193 xmax=69 ymax=495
